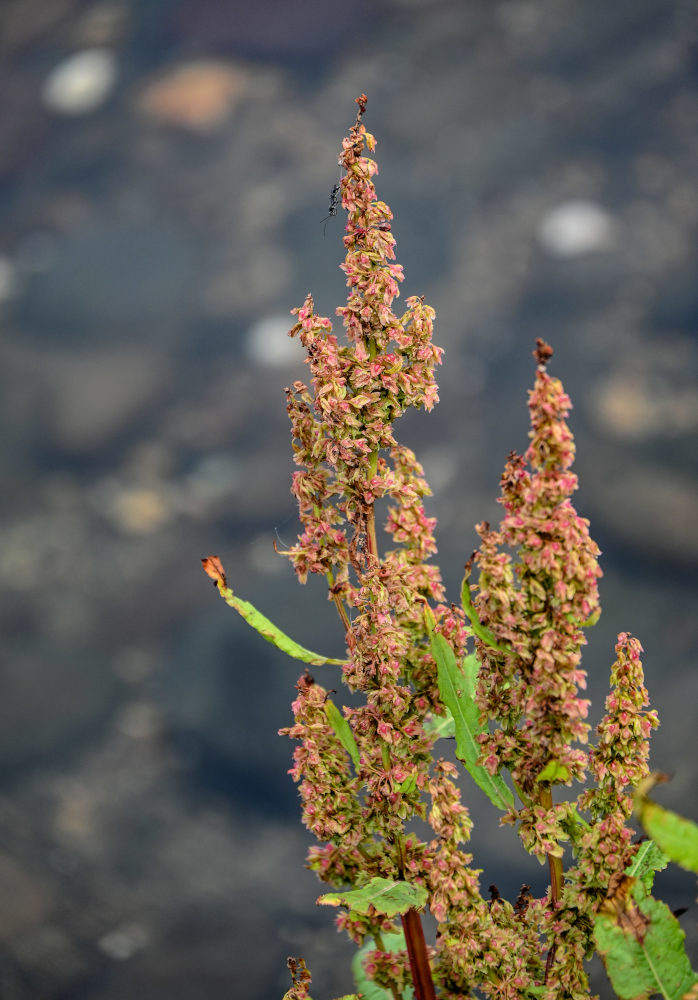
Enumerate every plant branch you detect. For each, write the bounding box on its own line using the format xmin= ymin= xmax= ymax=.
xmin=400 ymin=908 xmax=437 ymax=1000
xmin=326 ymin=571 xmax=352 ymax=634
xmin=539 ymin=785 xmax=564 ymax=982
xmin=366 ymin=503 xmax=379 ymax=560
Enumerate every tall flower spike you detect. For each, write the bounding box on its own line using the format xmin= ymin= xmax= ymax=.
xmin=475 ymin=340 xmax=602 ymax=801
xmin=284 ymin=98 xmax=443 ymax=599
xmin=282 ymin=99 xmax=450 ymax=997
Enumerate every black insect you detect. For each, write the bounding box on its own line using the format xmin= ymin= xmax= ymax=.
xmin=321 ymin=182 xmax=341 ymax=236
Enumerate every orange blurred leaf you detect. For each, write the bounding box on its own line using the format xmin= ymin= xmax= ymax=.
xmin=202 ymin=555 xmax=227 ymax=587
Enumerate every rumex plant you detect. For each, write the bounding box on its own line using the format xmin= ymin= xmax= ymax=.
xmin=202 ymin=96 xmax=698 ymax=1000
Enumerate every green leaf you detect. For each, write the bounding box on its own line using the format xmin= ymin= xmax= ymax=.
xmin=635 ymin=795 xmax=698 ymax=875
xmin=594 ymin=881 xmax=698 ymax=1000
xmin=626 ymin=839 xmax=669 ymax=892
xmin=536 ymin=759 xmax=571 ymax=784
xmin=324 ymin=699 xmax=360 ymax=771
xmin=398 ymin=774 xmax=417 ymax=795
xmin=460 ymin=574 xmax=511 ymax=653
xmin=318 ymin=877 xmax=428 ymax=918
xmin=426 ymin=613 xmax=514 ymax=811
xmin=352 ymin=930 xmax=414 ymax=1000
xmin=423 ymin=708 xmax=456 ymax=741
xmin=217 ymin=583 xmax=346 ymax=666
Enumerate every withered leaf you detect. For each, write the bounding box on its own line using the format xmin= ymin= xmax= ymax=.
xmin=600 ymin=875 xmax=650 ymax=943
xmin=201 ymin=555 xmax=227 ymax=588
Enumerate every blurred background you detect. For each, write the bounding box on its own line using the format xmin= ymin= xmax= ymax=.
xmin=1 ymin=1 xmax=697 ymax=997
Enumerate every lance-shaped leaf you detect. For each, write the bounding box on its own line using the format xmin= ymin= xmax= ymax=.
xmin=318 ymin=877 xmax=428 ymax=918
xmin=424 ymin=608 xmax=514 ymax=811
xmin=460 ymin=572 xmax=511 ymax=653
xmin=324 ymin=699 xmax=360 ymax=771
xmin=352 ymin=929 xmax=414 ymax=1000
xmin=202 ymin=556 xmax=346 ymax=666
xmin=634 ymin=780 xmax=698 ymax=874
xmin=594 ymin=878 xmax=698 ymax=1000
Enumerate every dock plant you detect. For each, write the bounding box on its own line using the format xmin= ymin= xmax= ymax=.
xmin=202 ymin=96 xmax=698 ymax=1000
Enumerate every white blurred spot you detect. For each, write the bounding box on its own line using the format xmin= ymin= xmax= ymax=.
xmin=43 ymin=49 xmax=118 ymax=115
xmin=98 ymin=923 xmax=150 ymax=961
xmin=537 ymin=200 xmax=615 ymax=257
xmin=246 ymin=314 xmax=302 ymax=366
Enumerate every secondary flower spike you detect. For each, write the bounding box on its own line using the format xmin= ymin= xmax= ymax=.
xmin=474 ymin=339 xmax=602 ymax=803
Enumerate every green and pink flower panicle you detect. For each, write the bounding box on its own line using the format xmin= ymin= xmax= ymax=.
xmin=204 ymin=96 xmax=698 ymax=1000
xmin=472 ymin=343 xmax=603 ymax=805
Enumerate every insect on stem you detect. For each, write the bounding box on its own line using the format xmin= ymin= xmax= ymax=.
xmin=321 ymin=181 xmax=341 ymax=236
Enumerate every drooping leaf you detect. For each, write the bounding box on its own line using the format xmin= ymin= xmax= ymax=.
xmin=351 ymin=929 xmax=414 ymax=1000
xmin=324 ymin=699 xmax=360 ymax=771
xmin=426 ymin=610 xmax=514 ymax=811
xmin=318 ymin=877 xmax=428 ymax=918
xmin=635 ymin=791 xmax=698 ymax=874
xmin=202 ymin=556 xmax=346 ymax=666
xmin=594 ymin=877 xmax=698 ymax=1000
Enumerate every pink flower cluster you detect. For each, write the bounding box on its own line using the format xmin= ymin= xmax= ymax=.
xmin=586 ymin=632 xmax=659 ymax=819
xmin=536 ymin=636 xmax=659 ymax=997
xmin=280 ymin=672 xmax=364 ymax=865
xmin=282 ymin=102 xmax=448 ymax=845
xmin=572 ymin=633 xmax=659 ymax=898
xmin=283 ymin=102 xmax=443 ymax=598
xmin=281 ymin=101 xmax=456 ymax=965
xmin=474 ymin=343 xmax=602 ymax=798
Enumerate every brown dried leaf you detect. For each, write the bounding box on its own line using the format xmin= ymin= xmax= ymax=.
xmin=201 ymin=554 xmax=227 ymax=588
xmin=601 ymin=875 xmax=650 ymax=943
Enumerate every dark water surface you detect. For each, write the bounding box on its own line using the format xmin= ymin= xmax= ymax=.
xmin=1 ymin=2 xmax=697 ymax=997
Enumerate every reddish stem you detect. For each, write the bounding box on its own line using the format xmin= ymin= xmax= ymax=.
xmin=401 ymin=908 xmax=437 ymax=1000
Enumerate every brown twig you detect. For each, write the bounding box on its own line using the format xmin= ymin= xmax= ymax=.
xmin=401 ymin=908 xmax=437 ymax=1000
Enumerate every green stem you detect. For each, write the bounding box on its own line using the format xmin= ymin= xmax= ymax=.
xmin=538 ymin=785 xmax=564 ymax=983
xmin=366 ymin=502 xmax=379 ymax=561
xmin=539 ymin=786 xmax=564 ymax=902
